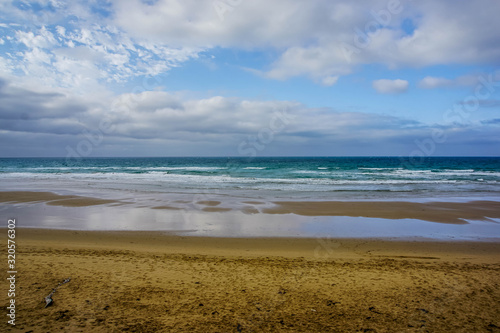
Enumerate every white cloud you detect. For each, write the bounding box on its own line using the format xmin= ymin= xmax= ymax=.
xmin=106 ymin=0 xmax=500 ymax=83
xmin=2 ymin=0 xmax=499 ymax=87
xmin=372 ymin=79 xmax=408 ymax=94
xmin=321 ymin=76 xmax=339 ymax=86
xmin=0 ymin=3 xmax=202 ymax=94
xmin=418 ymin=76 xmax=453 ymax=89
xmin=112 ymin=0 xmax=341 ymax=48
xmin=264 ymin=45 xmax=352 ymax=82
xmin=55 ymin=25 xmax=66 ymax=37
xmin=16 ymin=27 xmax=57 ymax=49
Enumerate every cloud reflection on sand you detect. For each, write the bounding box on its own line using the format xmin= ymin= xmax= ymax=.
xmin=3 ymin=202 xmax=500 ymax=241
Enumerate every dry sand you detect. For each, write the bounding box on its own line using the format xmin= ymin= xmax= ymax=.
xmin=2 ymin=229 xmax=500 ymax=332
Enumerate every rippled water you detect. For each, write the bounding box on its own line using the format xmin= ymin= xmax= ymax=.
xmin=1 ymin=157 xmax=499 ymax=201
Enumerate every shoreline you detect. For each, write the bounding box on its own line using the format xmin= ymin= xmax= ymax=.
xmin=2 ymin=190 xmax=500 ymax=240
xmin=1 ymin=190 xmax=500 ymax=224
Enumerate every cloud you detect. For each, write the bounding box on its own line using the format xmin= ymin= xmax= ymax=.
xmin=106 ymin=0 xmax=500 ymax=83
xmin=482 ymin=118 xmax=500 ymax=125
xmin=0 ymin=3 xmax=201 ymax=93
xmin=264 ymin=45 xmax=352 ymax=82
xmin=372 ymin=79 xmax=408 ymax=94
xmin=111 ymin=0 xmax=339 ymax=48
xmin=418 ymin=74 xmax=482 ymax=89
xmin=1 ymin=2 xmax=500 ymax=157
xmin=321 ymin=76 xmax=339 ymax=87
xmin=1 ymin=75 xmax=498 ymax=156
xmin=418 ymin=76 xmax=453 ymax=89
xmin=0 ymin=77 xmax=98 ymax=136
xmin=460 ymin=99 xmax=500 ymax=108
xmin=2 ymin=1 xmax=500 ymax=86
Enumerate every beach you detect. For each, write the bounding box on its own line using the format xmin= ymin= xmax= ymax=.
xmin=2 ymin=0 xmax=500 ymax=329
xmin=2 ymin=228 xmax=500 ymax=332
xmin=0 ymin=190 xmax=499 ymax=331
xmin=2 ymin=191 xmax=500 ymax=239
xmin=1 ymin=157 xmax=500 ymax=331
xmin=2 ymin=0 xmax=500 ymax=330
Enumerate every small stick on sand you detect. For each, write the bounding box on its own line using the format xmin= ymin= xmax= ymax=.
xmin=44 ymin=278 xmax=71 ymax=308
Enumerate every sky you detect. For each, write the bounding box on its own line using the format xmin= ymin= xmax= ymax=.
xmin=0 ymin=0 xmax=499 ymax=157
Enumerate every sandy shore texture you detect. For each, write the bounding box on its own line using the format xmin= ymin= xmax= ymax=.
xmin=2 ymin=228 xmax=500 ymax=332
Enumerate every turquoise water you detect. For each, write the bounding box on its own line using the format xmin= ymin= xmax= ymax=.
xmin=1 ymin=157 xmax=500 ymax=237
xmin=1 ymin=157 xmax=499 ymax=201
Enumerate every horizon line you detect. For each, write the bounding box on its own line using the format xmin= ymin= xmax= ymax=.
xmin=1 ymin=156 xmax=500 ymax=159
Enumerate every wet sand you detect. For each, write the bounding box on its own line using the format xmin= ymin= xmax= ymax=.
xmin=1 ymin=191 xmax=500 ymax=331
xmin=0 ymin=191 xmax=119 ymax=207
xmin=263 ymin=200 xmax=500 ymax=224
xmin=1 ymin=191 xmax=500 ymax=223
xmin=2 ymin=229 xmax=500 ymax=332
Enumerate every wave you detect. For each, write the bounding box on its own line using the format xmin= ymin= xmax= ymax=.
xmin=293 ymin=170 xmax=323 ymax=174
xmin=442 ymin=169 xmax=474 ymax=173
xmin=3 ymin=167 xmax=500 ymax=181
xmin=2 ymin=171 xmax=488 ymax=185
xmin=358 ymin=167 xmax=403 ymax=171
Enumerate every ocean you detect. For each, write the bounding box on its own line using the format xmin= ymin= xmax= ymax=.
xmin=1 ymin=156 xmax=499 ymax=202
xmin=1 ymin=157 xmax=500 ymax=238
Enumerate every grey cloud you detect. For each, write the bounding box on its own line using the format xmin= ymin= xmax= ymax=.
xmin=418 ymin=74 xmax=485 ymax=89
xmin=0 ymin=88 xmax=84 ymax=121
xmin=481 ymin=118 xmax=500 ymax=125
xmin=0 ymin=77 xmax=499 ymax=157
xmin=372 ymin=79 xmax=409 ymax=94
xmin=461 ymin=100 xmax=500 ymax=108
xmin=0 ymin=77 xmax=87 ymax=134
